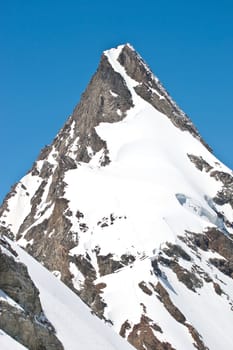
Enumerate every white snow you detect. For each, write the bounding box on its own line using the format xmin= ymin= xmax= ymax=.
xmin=0 ymin=289 xmax=24 ymax=311
xmin=69 ymin=120 xmax=76 ymax=139
xmin=1 ymin=173 xmax=42 ymax=234
xmin=68 ymin=136 xmax=80 ymax=157
xmin=96 ymin=258 xmax=196 ymax=350
xmin=161 ymin=252 xmax=233 ymax=350
xmin=117 ymin=109 xmax=122 ymax=116
xmin=69 ymin=262 xmax=85 ymax=290
xmin=10 ymin=239 xmax=134 ymax=350
xmin=0 ymin=329 xmax=28 ymax=350
xmin=110 ymin=90 xmax=118 ymax=98
xmin=46 ymin=146 xmax=58 ymax=165
xmin=17 ymin=203 xmax=54 ymax=242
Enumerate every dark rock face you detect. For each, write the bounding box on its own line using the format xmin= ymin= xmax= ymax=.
xmin=155 ymin=282 xmax=186 ymax=323
xmin=209 ymin=258 xmax=233 ymax=278
xmin=0 ymin=235 xmax=18 ymax=255
xmin=127 ymin=314 xmax=175 ymax=350
xmin=0 ymin=184 xmax=17 ymax=219
xmin=0 ymin=303 xmax=63 ymax=350
xmin=118 ymin=45 xmax=211 ymax=151
xmin=212 ymin=171 xmax=233 ymax=209
xmin=163 ymin=243 xmax=191 ymax=261
xmin=187 ymin=154 xmax=233 ymax=229
xmin=71 ymin=54 xmax=134 ymax=164
xmin=120 ymin=320 xmax=132 ymax=338
xmin=187 ymin=152 xmax=233 ymax=219
xmin=214 ymin=188 xmax=233 ymax=208
xmin=97 ymin=253 xmax=124 ymax=276
xmin=185 ymin=228 xmax=233 ymax=261
xmin=69 ymin=253 xmax=107 ymax=319
xmin=0 ymin=248 xmax=41 ymax=315
xmin=72 ymin=254 xmax=97 ymax=280
xmin=157 ymin=254 xmax=203 ymax=292
xmin=138 ymin=281 xmax=153 ymax=296
xmin=205 ymin=227 xmax=233 ymax=260
xmin=213 ymin=282 xmax=223 ymax=295
xmin=0 ymin=238 xmax=63 ymax=350
xmin=23 ymin=198 xmax=75 ymax=288
xmin=184 ymin=232 xmax=210 ymax=251
xmin=180 ymin=228 xmax=233 ymax=280
xmin=211 ymin=171 xmax=233 ymax=186
xmin=78 ymin=279 xmax=107 ymax=319
xmin=172 ymin=263 xmax=203 ymax=291
xmin=187 ymin=154 xmax=213 ymax=172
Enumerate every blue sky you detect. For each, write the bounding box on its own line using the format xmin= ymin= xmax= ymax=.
xmin=0 ymin=0 xmax=232 ymax=203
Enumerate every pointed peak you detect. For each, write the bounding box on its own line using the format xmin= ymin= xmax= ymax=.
xmin=102 ymin=43 xmax=211 ymax=151
xmin=103 ymin=43 xmax=155 ymax=86
xmin=103 ymin=43 xmax=135 ymax=57
xmin=103 ymin=43 xmax=147 ymax=72
xmin=102 ymin=44 xmax=155 ymax=93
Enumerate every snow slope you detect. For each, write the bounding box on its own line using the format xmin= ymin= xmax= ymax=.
xmin=8 ymin=239 xmax=134 ymax=350
xmin=0 ymin=329 xmax=28 ymax=350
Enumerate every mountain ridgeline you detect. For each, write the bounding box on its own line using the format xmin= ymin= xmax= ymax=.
xmin=1 ymin=44 xmax=233 ymax=350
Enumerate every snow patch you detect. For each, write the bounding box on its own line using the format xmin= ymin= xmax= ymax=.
xmin=0 ymin=329 xmax=28 ymax=350
xmin=110 ymin=90 xmax=118 ymax=98
xmin=69 ymin=262 xmax=85 ymax=291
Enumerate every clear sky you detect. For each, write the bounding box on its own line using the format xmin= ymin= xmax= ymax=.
xmin=1 ymin=0 xmax=232 ymax=203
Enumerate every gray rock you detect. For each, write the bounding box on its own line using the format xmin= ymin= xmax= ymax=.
xmin=0 ymin=239 xmax=64 ymax=350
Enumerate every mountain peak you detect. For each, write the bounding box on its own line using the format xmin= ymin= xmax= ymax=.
xmin=104 ymin=42 xmax=155 ymax=84
xmin=103 ymin=43 xmax=135 ymax=55
xmin=1 ymin=45 xmax=233 ymax=350
xmin=103 ymin=43 xmax=210 ymax=151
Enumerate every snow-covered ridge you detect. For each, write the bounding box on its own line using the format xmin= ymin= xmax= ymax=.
xmin=104 ymin=43 xmax=158 ymax=82
xmin=104 ymin=43 xmax=187 ymax=119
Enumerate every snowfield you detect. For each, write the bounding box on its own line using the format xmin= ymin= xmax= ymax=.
xmin=5 ymin=240 xmax=134 ymax=350
xmin=0 ymin=329 xmax=28 ymax=350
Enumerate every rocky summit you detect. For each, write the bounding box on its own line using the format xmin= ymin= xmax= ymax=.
xmin=1 ymin=44 xmax=233 ymax=350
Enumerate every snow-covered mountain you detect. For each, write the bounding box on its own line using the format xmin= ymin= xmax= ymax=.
xmin=1 ymin=43 xmax=233 ymax=350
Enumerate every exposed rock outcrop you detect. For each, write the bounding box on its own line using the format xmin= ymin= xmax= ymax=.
xmin=155 ymin=282 xmax=186 ymax=323
xmin=118 ymin=45 xmax=211 ymax=151
xmin=0 ymin=237 xmax=63 ymax=350
xmin=127 ymin=314 xmax=175 ymax=350
xmin=187 ymin=154 xmax=213 ymax=172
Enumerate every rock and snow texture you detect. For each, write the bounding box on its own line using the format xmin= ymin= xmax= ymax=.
xmin=0 ymin=236 xmax=64 ymax=350
xmin=1 ymin=44 xmax=233 ymax=350
xmin=0 ymin=237 xmax=134 ymax=350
